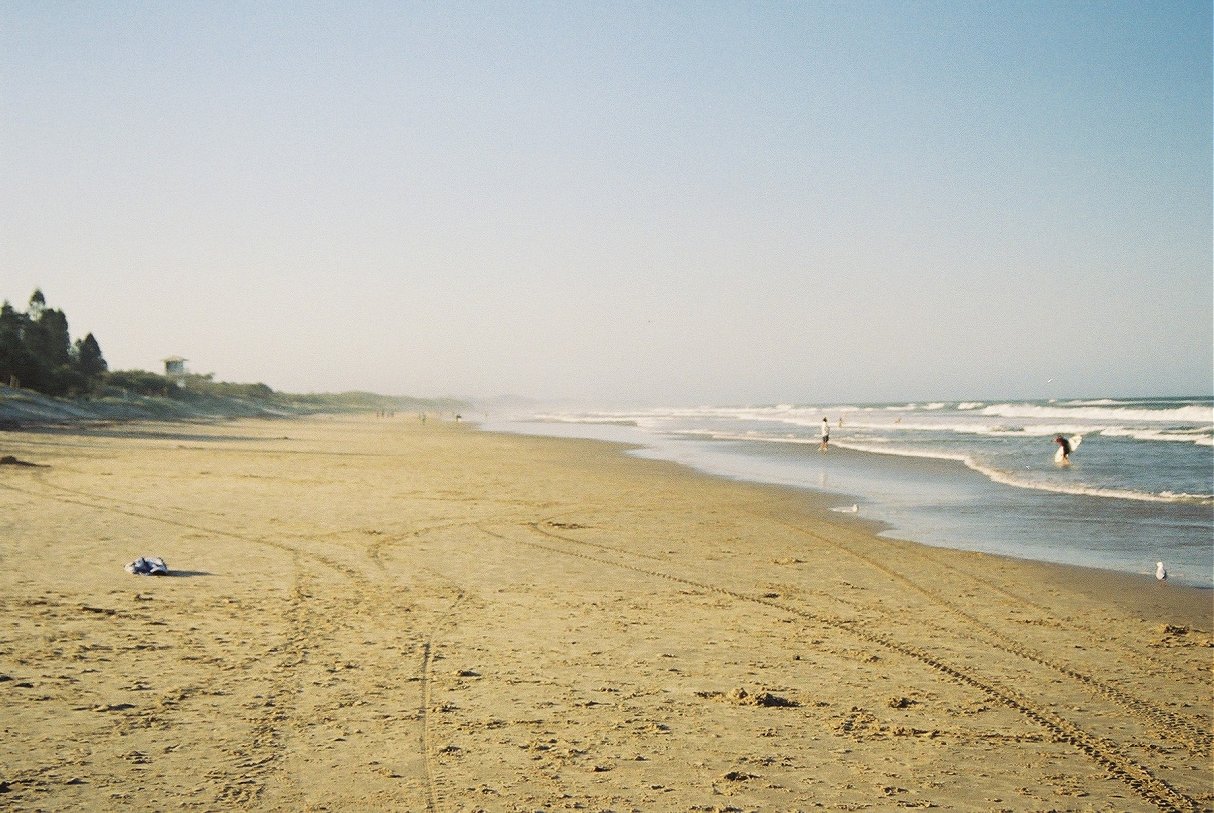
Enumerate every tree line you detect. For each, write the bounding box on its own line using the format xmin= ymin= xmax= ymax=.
xmin=1 ymin=288 xmax=468 ymax=412
xmin=1 ymin=289 xmax=108 ymax=396
xmin=0 ymin=290 xmax=272 ymax=399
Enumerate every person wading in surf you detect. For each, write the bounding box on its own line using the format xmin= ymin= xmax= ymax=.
xmin=1054 ymin=433 xmax=1072 ymax=465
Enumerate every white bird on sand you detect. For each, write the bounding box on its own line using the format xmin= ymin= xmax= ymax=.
xmin=1155 ymin=561 xmax=1168 ymax=582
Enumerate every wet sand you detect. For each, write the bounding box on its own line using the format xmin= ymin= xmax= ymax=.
xmin=0 ymin=414 xmax=1210 ymax=811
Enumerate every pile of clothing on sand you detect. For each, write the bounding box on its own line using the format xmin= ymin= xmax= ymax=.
xmin=125 ymin=556 xmax=169 ymax=576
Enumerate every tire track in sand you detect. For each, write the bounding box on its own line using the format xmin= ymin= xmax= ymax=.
xmin=773 ymin=519 xmax=1212 ymax=759
xmin=0 ymin=477 xmax=441 ymax=809
xmin=417 ymin=587 xmax=466 ymax=813
xmin=361 ymin=524 xmax=475 ymax=813
xmin=886 ymin=536 xmax=1204 ymax=684
xmin=477 ymin=519 xmax=1203 ymax=813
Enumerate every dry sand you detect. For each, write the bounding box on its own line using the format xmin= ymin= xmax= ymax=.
xmin=0 ymin=414 xmax=1210 ymax=812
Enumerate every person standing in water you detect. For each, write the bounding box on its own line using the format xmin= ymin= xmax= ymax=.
xmin=820 ymin=417 xmax=830 ymax=452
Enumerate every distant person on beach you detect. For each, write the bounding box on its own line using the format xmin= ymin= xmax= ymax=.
xmin=1054 ymin=433 xmax=1072 ymax=465
xmin=820 ymin=418 xmax=830 ymax=451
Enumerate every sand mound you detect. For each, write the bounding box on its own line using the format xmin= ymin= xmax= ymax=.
xmin=697 ymin=687 xmax=799 ymax=708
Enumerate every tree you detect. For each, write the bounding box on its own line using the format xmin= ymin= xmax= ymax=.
xmin=37 ymin=307 xmax=72 ymax=366
xmin=75 ymin=333 xmax=108 ymax=390
xmin=0 ymin=290 xmax=107 ymax=395
xmin=0 ymin=299 xmax=43 ymax=390
xmin=23 ymin=306 xmax=72 ymax=394
xmin=0 ymin=301 xmax=28 ymax=387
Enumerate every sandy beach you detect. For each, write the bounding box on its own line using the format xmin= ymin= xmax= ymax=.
xmin=1 ymin=414 xmax=1210 ymax=812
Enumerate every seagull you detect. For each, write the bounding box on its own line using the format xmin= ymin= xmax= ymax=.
xmin=1155 ymin=561 xmax=1167 ymax=582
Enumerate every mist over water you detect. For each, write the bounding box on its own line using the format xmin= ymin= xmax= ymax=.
xmin=482 ymin=397 xmax=1214 ymax=588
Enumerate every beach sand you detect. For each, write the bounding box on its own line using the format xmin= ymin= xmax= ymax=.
xmin=1 ymin=414 xmax=1210 ymax=812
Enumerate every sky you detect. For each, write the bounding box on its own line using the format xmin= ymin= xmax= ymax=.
xmin=2 ymin=1 xmax=1210 ymax=406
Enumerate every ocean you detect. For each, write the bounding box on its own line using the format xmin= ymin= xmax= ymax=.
xmin=481 ymin=397 xmax=1214 ymax=588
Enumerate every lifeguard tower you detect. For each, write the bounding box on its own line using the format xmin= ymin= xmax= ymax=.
xmin=163 ymin=356 xmax=188 ymax=384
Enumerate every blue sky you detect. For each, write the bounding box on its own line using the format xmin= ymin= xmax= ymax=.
xmin=2 ymin=1 xmax=1210 ymax=404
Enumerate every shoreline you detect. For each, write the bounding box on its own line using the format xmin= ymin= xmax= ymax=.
xmin=482 ymin=416 xmax=1214 ymax=589
xmin=478 ymin=425 xmax=1212 ymax=626
xmin=1 ymin=414 xmax=1210 ymax=811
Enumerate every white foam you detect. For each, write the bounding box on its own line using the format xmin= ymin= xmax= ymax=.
xmin=970 ymin=463 xmax=1214 ymax=505
xmin=1099 ymin=426 xmax=1214 ymax=445
xmin=981 ymin=402 xmax=1213 ymax=424
xmin=832 ymin=440 xmax=1213 ymax=505
xmin=833 ymin=440 xmax=970 ymax=464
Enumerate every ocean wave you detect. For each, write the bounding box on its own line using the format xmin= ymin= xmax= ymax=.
xmin=1059 ymin=398 xmax=1129 ymax=406
xmin=529 ymin=414 xmax=636 ymax=426
xmin=1099 ymin=426 xmax=1214 ymax=445
xmin=1059 ymin=397 xmax=1207 ymax=408
xmin=981 ymin=402 xmax=1213 ymax=425
xmin=832 ymin=440 xmax=970 ymax=463
xmin=670 ymin=430 xmax=819 ymax=445
xmin=834 ymin=440 xmax=1213 ymax=505
xmin=761 ymin=417 xmax=1090 ymax=437
xmin=534 ymin=406 xmax=1214 ymax=456
xmin=968 ymin=464 xmax=1214 ymax=505
xmin=753 ymin=413 xmax=1211 ymax=445
xmin=581 ymin=401 xmax=1211 ymax=431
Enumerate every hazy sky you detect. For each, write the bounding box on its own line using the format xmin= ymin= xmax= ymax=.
xmin=3 ymin=1 xmax=1210 ymax=405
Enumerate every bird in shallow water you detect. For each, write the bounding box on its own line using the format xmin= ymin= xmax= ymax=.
xmin=1155 ymin=561 xmax=1167 ymax=582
